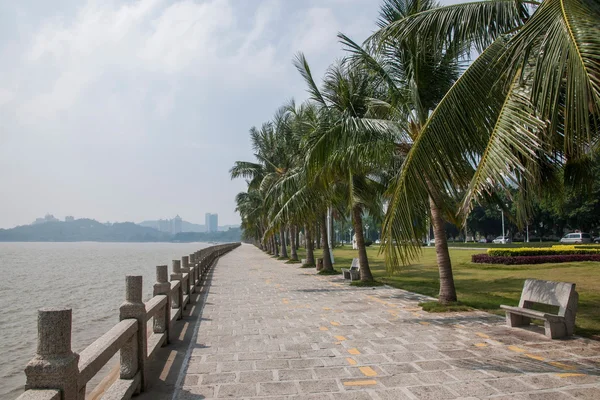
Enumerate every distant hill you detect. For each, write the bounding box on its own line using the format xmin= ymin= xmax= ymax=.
xmin=173 ymin=228 xmax=241 ymax=243
xmin=0 ymin=219 xmax=172 ymax=242
xmin=139 ymin=220 xmax=239 ymax=232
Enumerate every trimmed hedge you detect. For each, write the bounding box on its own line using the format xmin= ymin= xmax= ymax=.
xmin=473 ymin=253 xmax=600 ymax=265
xmin=488 ymin=247 xmax=600 ymax=257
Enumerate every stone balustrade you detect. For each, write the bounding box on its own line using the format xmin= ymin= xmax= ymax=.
xmin=16 ymin=243 xmax=241 ymax=400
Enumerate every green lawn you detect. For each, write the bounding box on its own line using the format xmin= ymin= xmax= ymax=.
xmin=287 ymin=245 xmax=600 ymax=338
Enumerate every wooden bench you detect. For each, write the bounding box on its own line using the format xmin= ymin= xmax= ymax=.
xmin=341 ymin=258 xmax=360 ymax=281
xmin=500 ymin=279 xmax=578 ymax=339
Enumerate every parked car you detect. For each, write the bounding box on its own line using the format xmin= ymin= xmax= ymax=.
xmin=479 ymin=238 xmax=492 ymax=243
xmin=594 ymin=237 xmax=600 ymax=244
xmin=560 ymin=232 xmax=593 ymax=244
xmin=492 ymin=236 xmax=511 ymax=244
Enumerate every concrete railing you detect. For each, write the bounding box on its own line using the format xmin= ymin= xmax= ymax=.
xmin=17 ymin=243 xmax=241 ymax=400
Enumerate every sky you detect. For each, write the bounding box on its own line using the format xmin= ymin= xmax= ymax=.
xmin=0 ymin=0 xmax=461 ymax=229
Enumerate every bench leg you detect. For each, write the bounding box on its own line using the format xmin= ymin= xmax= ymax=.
xmin=342 ymin=270 xmax=350 ymax=280
xmin=545 ymin=320 xmax=567 ymax=339
xmin=506 ymin=312 xmax=530 ymax=328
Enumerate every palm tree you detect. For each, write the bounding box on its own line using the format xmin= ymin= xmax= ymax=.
xmin=293 ymin=55 xmax=398 ymax=281
xmin=335 ymin=0 xmax=477 ymax=301
xmin=363 ymin=0 xmax=599 ymax=304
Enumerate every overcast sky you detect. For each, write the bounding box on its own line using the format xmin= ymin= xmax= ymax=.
xmin=0 ymin=0 xmax=461 ymax=229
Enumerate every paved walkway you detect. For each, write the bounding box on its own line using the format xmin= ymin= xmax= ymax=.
xmin=172 ymin=244 xmax=600 ymax=399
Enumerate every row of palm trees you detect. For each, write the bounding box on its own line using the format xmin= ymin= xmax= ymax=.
xmin=231 ymin=0 xmax=599 ymax=305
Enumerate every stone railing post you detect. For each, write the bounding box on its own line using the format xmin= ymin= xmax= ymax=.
xmin=171 ymin=260 xmax=183 ymax=315
xmin=153 ymin=265 xmax=170 ymax=344
xmin=190 ymin=253 xmax=197 ymax=285
xmin=25 ymin=309 xmax=80 ymax=400
xmin=119 ymin=276 xmax=147 ymax=392
xmin=181 ymin=256 xmax=190 ymax=295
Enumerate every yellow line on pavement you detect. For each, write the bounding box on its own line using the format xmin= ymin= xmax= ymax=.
xmin=347 ymin=348 xmax=361 ymax=355
xmin=359 ymin=366 xmax=378 ymax=377
xmin=419 ymin=321 xmax=430 ymax=325
xmin=323 ymin=307 xmax=331 ymax=310
xmin=475 ymin=332 xmax=490 ymax=339
xmin=474 ymin=343 xmax=488 ymax=348
xmin=319 ymin=326 xmax=329 ymax=331
xmin=508 ymin=345 xmax=526 ymax=353
xmin=330 ymin=321 xmax=340 ymax=326
xmin=178 ymin=322 xmax=189 ymax=341
xmin=159 ymin=350 xmax=178 ymax=381
xmin=556 ymin=372 xmax=585 ymax=378
xmin=549 ymin=361 xmax=577 ymax=370
xmin=525 ymin=353 xmax=545 ymax=361
xmin=346 ymin=357 xmax=357 ymax=365
xmin=282 ymin=299 xmax=289 ymax=304
xmin=343 ymin=380 xmax=377 ymax=386
xmin=334 ymin=335 xmax=347 ymax=341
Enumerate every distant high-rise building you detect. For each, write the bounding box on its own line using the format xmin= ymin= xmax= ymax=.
xmin=32 ymin=214 xmax=59 ymax=225
xmin=172 ymin=215 xmax=182 ymax=234
xmin=65 ymin=216 xmax=75 ymax=222
xmin=205 ymin=213 xmax=218 ymax=233
xmin=158 ymin=219 xmax=170 ymax=233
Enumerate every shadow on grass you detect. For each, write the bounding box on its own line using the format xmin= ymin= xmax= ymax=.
xmin=318 ymin=269 xmax=342 ymax=275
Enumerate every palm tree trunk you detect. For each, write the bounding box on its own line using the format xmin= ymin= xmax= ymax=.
xmin=429 ymin=195 xmax=457 ymax=304
xmin=295 ymin=226 xmax=300 ymax=250
xmin=315 ymin=221 xmax=321 ymax=249
xmin=351 ymin=204 xmax=373 ymax=281
xmin=320 ymin=213 xmax=333 ymax=271
xmin=290 ymin=225 xmax=298 ymax=261
xmin=305 ymin=223 xmax=315 ymax=265
xmin=274 ymin=236 xmax=279 ymax=257
xmin=280 ymin=226 xmax=288 ymax=258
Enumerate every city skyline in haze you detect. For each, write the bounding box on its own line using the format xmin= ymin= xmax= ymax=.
xmin=0 ymin=0 xmax=463 ymax=229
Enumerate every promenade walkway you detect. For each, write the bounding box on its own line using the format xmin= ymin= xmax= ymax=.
xmin=149 ymin=244 xmax=600 ymax=399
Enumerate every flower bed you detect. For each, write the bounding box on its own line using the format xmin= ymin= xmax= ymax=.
xmin=487 ymin=247 xmax=600 ymax=257
xmin=472 ymin=253 xmax=600 ymax=265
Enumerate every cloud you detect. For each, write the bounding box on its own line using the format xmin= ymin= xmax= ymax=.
xmin=0 ymin=0 xmax=380 ymax=227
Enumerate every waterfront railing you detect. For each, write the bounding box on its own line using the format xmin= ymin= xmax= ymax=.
xmin=16 ymin=242 xmax=241 ymax=400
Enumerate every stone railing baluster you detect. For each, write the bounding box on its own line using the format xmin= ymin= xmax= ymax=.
xmin=24 ymin=309 xmax=80 ymax=400
xmin=153 ymin=265 xmax=170 ymax=344
xmin=119 ymin=276 xmax=146 ymax=392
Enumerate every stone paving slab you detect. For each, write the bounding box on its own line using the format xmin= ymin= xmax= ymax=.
xmin=174 ymin=244 xmax=600 ymax=399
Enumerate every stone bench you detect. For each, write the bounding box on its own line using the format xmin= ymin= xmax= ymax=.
xmin=341 ymin=258 xmax=360 ymax=281
xmin=500 ymin=279 xmax=578 ymax=339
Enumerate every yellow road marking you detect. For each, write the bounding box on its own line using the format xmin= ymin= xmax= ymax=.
xmin=319 ymin=326 xmax=329 ymax=331
xmin=323 ymin=307 xmax=331 ymax=310
xmin=508 ymin=346 xmax=526 ymax=353
xmin=347 ymin=348 xmax=361 ymax=355
xmin=557 ymin=372 xmax=585 ymax=378
xmin=334 ymin=335 xmax=347 ymax=341
xmin=474 ymin=343 xmax=488 ymax=348
xmin=475 ymin=332 xmax=490 ymax=339
xmin=159 ymin=350 xmax=177 ymax=381
xmin=282 ymin=299 xmax=289 ymax=304
xmin=549 ymin=362 xmax=577 ymax=370
xmin=346 ymin=357 xmax=357 ymax=365
xmin=343 ymin=380 xmax=377 ymax=386
xmin=412 ymin=312 xmax=421 ymax=317
xmin=419 ymin=321 xmax=431 ymax=326
xmin=178 ymin=322 xmax=189 ymax=341
xmin=525 ymin=353 xmax=545 ymax=361
xmin=335 ymin=341 xmax=341 ymax=345
xmin=330 ymin=321 xmax=340 ymax=326
xmin=359 ymin=366 xmax=378 ymax=377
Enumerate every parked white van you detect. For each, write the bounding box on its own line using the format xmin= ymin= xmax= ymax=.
xmin=560 ymin=232 xmax=593 ymax=244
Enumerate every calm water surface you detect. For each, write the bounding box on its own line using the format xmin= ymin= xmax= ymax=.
xmin=0 ymin=242 xmax=210 ymax=400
